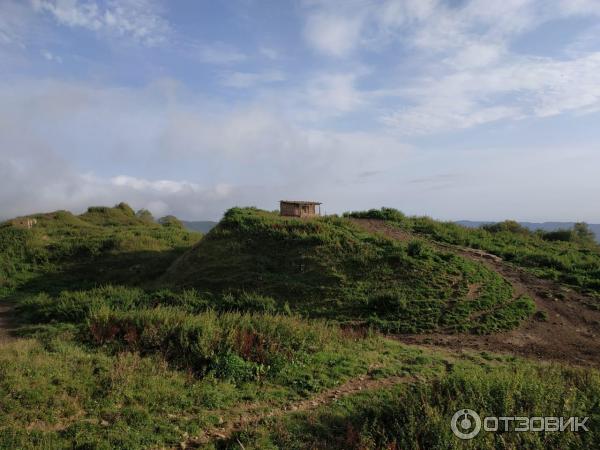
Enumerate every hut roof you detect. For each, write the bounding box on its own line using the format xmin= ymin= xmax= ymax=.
xmin=280 ymin=200 xmax=322 ymax=205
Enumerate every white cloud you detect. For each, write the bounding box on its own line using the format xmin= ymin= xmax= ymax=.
xmin=382 ymin=52 xmax=600 ymax=134
xmin=305 ymin=72 xmax=366 ymax=114
xmin=303 ymin=10 xmax=364 ymax=57
xmin=41 ymin=49 xmax=62 ymax=62
xmin=31 ymin=0 xmax=170 ymax=46
xmin=3 ymin=0 xmax=600 ymax=222
xmin=302 ymin=0 xmax=600 ymax=59
xmin=259 ymin=46 xmax=279 ymax=60
xmin=220 ymin=70 xmax=285 ymax=88
xmin=0 ymin=161 xmax=239 ymax=221
xmin=193 ymin=41 xmax=246 ymax=65
xmin=2 ymin=76 xmax=599 ymax=222
xmin=446 ymin=43 xmax=505 ymax=69
xmin=0 ymin=78 xmax=409 ymax=220
xmin=302 ymin=0 xmax=437 ymax=57
xmin=0 ymin=1 xmax=35 ymax=48
xmin=558 ymin=0 xmax=600 ymax=16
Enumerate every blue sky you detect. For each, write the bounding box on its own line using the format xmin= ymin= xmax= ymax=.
xmin=1 ymin=0 xmax=600 ymax=221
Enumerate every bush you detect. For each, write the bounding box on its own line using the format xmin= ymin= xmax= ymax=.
xmin=574 ymin=222 xmax=596 ymax=245
xmin=482 ymin=220 xmax=531 ymax=235
xmin=135 ymin=209 xmax=154 ymax=223
xmin=219 ymin=291 xmax=278 ymax=313
xmin=17 ymin=286 xmax=147 ymax=323
xmin=344 ymin=207 xmax=406 ymax=223
xmin=368 ymin=290 xmax=408 ymax=314
xmin=86 ymin=307 xmax=341 ymax=377
xmin=542 ymin=229 xmax=573 ymax=242
xmin=407 ymin=240 xmax=428 ymax=258
xmin=158 ymin=215 xmax=184 ymax=229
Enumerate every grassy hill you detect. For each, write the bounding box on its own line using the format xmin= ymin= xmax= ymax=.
xmin=347 ymin=209 xmax=600 ymax=296
xmin=1 ymin=204 xmax=599 ymax=449
xmin=161 ymin=207 xmax=533 ymax=334
xmin=0 ymin=203 xmax=201 ymax=296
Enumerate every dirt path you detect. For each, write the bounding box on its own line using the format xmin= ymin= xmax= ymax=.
xmin=352 ymin=219 xmax=600 ymax=368
xmin=183 ymin=373 xmax=415 ymax=447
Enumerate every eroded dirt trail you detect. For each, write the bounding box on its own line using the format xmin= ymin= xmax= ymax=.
xmin=352 ymin=219 xmax=600 ymax=368
xmin=184 ymin=374 xmax=415 ymax=447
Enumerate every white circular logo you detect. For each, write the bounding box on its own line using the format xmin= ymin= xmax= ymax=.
xmin=451 ymin=409 xmax=482 ymax=440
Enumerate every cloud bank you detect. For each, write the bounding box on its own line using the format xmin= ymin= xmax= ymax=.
xmin=1 ymin=0 xmax=600 ymax=222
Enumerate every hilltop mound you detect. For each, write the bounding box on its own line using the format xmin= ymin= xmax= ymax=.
xmin=0 ymin=203 xmax=201 ymax=295
xmin=162 ymin=207 xmax=533 ymax=333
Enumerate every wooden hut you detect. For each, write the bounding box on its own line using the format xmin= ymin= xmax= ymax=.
xmin=280 ymin=200 xmax=322 ymax=218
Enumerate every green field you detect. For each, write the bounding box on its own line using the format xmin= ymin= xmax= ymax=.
xmin=0 ymin=204 xmax=597 ymax=449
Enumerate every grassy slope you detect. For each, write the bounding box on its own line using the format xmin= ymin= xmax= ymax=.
xmin=1 ymin=299 xmax=448 ymax=449
xmin=0 ymin=203 xmax=201 ymax=295
xmin=224 ymin=357 xmax=600 ymax=450
xmin=0 ymin=205 xmax=598 ymax=449
xmin=162 ymin=207 xmax=533 ymax=334
xmin=345 ymin=208 xmax=600 ymax=296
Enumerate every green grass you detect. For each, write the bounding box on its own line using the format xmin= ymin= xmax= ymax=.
xmin=0 ymin=203 xmax=201 ymax=296
xmin=1 ymin=203 xmax=598 ymax=449
xmin=14 ymin=285 xmax=440 ymax=387
xmin=0 ymin=326 xmax=446 ymax=449
xmin=345 ymin=208 xmax=600 ymax=295
xmin=160 ymin=207 xmax=533 ymax=334
xmin=221 ymin=358 xmax=600 ymax=450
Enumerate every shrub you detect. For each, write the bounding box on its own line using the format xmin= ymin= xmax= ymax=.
xmin=212 ymin=352 xmax=267 ymax=383
xmin=482 ymin=220 xmax=531 ymax=235
xmin=86 ymin=307 xmax=341 ymax=378
xmin=368 ymin=290 xmax=408 ymax=314
xmin=344 ymin=207 xmax=406 ymax=223
xmin=158 ymin=215 xmax=184 ymax=229
xmin=135 ymin=209 xmax=154 ymax=223
xmin=542 ymin=229 xmax=574 ymax=242
xmin=219 ymin=292 xmax=278 ymax=313
xmin=17 ymin=286 xmax=147 ymax=323
xmin=574 ymin=222 xmax=596 ymax=245
xmin=407 ymin=240 xmax=428 ymax=258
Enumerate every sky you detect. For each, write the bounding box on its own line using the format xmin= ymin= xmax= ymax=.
xmin=1 ymin=0 xmax=600 ymax=222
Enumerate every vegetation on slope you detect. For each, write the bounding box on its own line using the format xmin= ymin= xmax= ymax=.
xmin=0 ymin=309 xmax=445 ymax=449
xmin=0 ymin=204 xmax=598 ymax=449
xmin=225 ymin=357 xmax=600 ymax=450
xmin=162 ymin=207 xmax=533 ymax=334
xmin=345 ymin=208 xmax=600 ymax=295
xmin=0 ymin=203 xmax=201 ymax=295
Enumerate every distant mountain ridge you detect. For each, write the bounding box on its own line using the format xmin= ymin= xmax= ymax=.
xmin=457 ymin=221 xmax=600 ymax=242
xmin=182 ymin=220 xmax=218 ymax=233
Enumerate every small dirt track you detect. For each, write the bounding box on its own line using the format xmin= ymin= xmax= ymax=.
xmin=184 ymin=374 xmax=415 ymax=447
xmin=352 ymin=219 xmax=600 ymax=368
